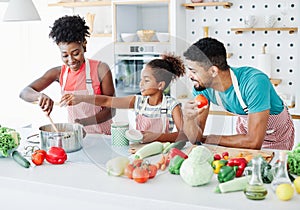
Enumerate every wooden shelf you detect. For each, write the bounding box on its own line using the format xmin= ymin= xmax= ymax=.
xmin=231 ymin=27 xmax=298 ymax=34
xmin=270 ymin=78 xmax=282 ymax=87
xmin=227 ymin=53 xmax=233 ymax=58
xmin=48 ymin=1 xmax=111 ymax=7
xmin=182 ymin=2 xmax=233 ymax=10
xmin=91 ymin=33 xmax=112 ymax=37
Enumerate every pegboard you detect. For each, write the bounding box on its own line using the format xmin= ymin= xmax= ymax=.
xmin=185 ymin=0 xmax=299 ymax=114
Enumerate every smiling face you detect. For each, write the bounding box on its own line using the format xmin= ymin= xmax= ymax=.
xmin=139 ymin=66 xmax=163 ymax=96
xmin=58 ymin=42 xmax=85 ymax=71
xmin=185 ymin=59 xmax=214 ymax=91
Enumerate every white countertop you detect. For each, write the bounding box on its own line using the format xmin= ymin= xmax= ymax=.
xmin=1 ymin=129 xmax=299 ymax=210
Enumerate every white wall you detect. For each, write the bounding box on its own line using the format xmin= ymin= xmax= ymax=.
xmin=0 ymin=0 xmax=114 ymax=129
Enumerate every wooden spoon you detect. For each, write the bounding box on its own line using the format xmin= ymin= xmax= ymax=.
xmin=47 ymin=115 xmax=59 ymax=133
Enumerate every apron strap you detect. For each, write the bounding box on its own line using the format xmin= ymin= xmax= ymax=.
xmin=85 ymin=58 xmax=94 ymax=95
xmin=61 ymin=68 xmax=68 ymax=92
xmin=61 ymin=58 xmax=94 ymax=95
xmin=160 ymin=95 xmax=168 ymax=133
xmin=230 ymin=69 xmax=249 ymax=114
xmin=215 ymin=91 xmax=224 ymax=108
xmin=139 ymin=95 xmax=168 ymax=133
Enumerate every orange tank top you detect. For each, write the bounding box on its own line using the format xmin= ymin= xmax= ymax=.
xmin=59 ymin=59 xmax=102 ymax=95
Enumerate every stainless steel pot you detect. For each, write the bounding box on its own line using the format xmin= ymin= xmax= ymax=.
xmin=39 ymin=123 xmax=85 ymax=153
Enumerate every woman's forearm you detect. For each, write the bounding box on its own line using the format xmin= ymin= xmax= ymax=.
xmin=19 ymin=87 xmax=41 ymax=102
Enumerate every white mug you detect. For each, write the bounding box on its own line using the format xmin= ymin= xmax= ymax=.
xmin=244 ymin=15 xmax=256 ymax=28
xmin=264 ymin=15 xmax=277 ymax=28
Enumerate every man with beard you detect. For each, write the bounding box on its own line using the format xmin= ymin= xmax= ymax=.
xmin=182 ymin=37 xmax=294 ymax=150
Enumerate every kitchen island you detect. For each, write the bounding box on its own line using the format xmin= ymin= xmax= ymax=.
xmin=0 ymin=130 xmax=299 ymax=210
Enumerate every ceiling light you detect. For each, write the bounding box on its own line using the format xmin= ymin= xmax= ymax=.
xmin=3 ymin=0 xmax=41 ymax=22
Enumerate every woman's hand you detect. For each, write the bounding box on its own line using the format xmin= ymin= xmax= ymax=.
xmin=60 ymin=94 xmax=83 ymax=106
xmin=38 ymin=93 xmax=54 ymax=116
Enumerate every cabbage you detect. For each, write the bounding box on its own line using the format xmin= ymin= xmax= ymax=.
xmin=0 ymin=127 xmax=20 ymax=157
xmin=180 ymin=146 xmax=214 ymax=186
xmin=188 ymin=145 xmax=214 ymax=164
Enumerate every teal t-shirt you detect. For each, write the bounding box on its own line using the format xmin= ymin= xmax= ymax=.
xmin=193 ymin=66 xmax=284 ymax=115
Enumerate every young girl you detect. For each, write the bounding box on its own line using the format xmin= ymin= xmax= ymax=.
xmin=60 ymin=53 xmax=186 ymax=143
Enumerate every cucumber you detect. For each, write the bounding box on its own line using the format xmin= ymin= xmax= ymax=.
xmin=215 ymin=176 xmax=250 ymax=193
xmin=162 ymin=142 xmax=174 ymax=154
xmin=135 ymin=142 xmax=163 ymax=159
xmin=163 ymin=140 xmax=186 ymax=154
xmin=12 ymin=150 xmax=31 ymax=168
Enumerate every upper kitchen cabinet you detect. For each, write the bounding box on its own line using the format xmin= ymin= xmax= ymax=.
xmin=48 ymin=1 xmax=111 ymax=7
xmin=48 ymin=1 xmax=112 ymax=37
xmin=113 ymin=0 xmax=169 ymax=44
xmin=113 ymin=0 xmax=186 ymax=53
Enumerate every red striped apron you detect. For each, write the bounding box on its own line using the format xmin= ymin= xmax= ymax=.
xmin=216 ymin=69 xmax=294 ymax=150
xmin=61 ymin=59 xmax=112 ymax=134
xmin=136 ymin=95 xmax=169 ymax=133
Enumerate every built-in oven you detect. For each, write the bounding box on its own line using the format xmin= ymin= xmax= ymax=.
xmin=114 ymin=44 xmax=170 ymax=96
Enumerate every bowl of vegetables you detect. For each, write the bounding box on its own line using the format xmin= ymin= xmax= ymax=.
xmin=0 ymin=126 xmax=20 ymax=158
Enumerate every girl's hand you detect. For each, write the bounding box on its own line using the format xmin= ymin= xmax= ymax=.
xmin=38 ymin=93 xmax=54 ymax=116
xmin=60 ymin=94 xmax=82 ymax=106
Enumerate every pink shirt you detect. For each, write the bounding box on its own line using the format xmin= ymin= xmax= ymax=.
xmin=59 ymin=59 xmax=102 ymax=95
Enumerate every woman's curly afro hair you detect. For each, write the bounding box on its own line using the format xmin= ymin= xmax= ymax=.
xmin=49 ymin=15 xmax=90 ymax=45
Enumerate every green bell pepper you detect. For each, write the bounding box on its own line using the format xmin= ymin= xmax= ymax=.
xmin=168 ymin=155 xmax=185 ymax=175
xmin=217 ymin=165 xmax=236 ymax=183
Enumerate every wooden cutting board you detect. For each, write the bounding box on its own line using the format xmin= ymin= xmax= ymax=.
xmin=130 ymin=142 xmax=274 ymax=163
xmin=200 ymin=144 xmax=274 ymax=163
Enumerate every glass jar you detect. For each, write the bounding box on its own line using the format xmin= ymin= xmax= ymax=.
xmin=244 ymin=156 xmax=268 ymax=200
xmin=271 ymin=151 xmax=292 ymax=192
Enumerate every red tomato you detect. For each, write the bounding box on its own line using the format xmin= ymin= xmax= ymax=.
xmin=132 ymin=167 xmax=149 ymax=183
xmin=132 ymin=159 xmax=143 ymax=167
xmin=195 ymin=94 xmax=208 ymax=108
xmin=31 ymin=150 xmax=46 ymax=166
xmin=124 ymin=164 xmax=135 ymax=179
xmin=214 ymin=154 xmax=222 ymax=161
xmin=148 ymin=164 xmax=158 ymax=179
xmin=222 ymin=152 xmax=229 ymax=160
xmin=35 ymin=149 xmax=47 ymax=157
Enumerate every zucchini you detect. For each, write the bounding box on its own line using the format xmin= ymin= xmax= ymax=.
xmin=135 ymin=142 xmax=163 ymax=159
xmin=215 ymin=176 xmax=250 ymax=193
xmin=12 ymin=150 xmax=31 ymax=168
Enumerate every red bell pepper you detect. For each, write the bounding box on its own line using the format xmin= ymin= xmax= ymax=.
xmin=46 ymin=147 xmax=67 ymax=164
xmin=226 ymin=157 xmax=248 ymax=177
xmin=168 ymin=148 xmax=188 ymax=160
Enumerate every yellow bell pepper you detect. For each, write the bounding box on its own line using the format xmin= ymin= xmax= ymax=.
xmin=212 ymin=159 xmax=228 ymax=174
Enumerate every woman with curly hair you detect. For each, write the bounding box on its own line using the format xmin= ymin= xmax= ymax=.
xmin=60 ymin=53 xmax=187 ymax=143
xmin=19 ymin=15 xmax=115 ymax=134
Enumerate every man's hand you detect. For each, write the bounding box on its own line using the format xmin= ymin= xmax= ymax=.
xmin=140 ymin=131 xmax=162 ymax=143
xmin=182 ymin=100 xmax=208 ymax=120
